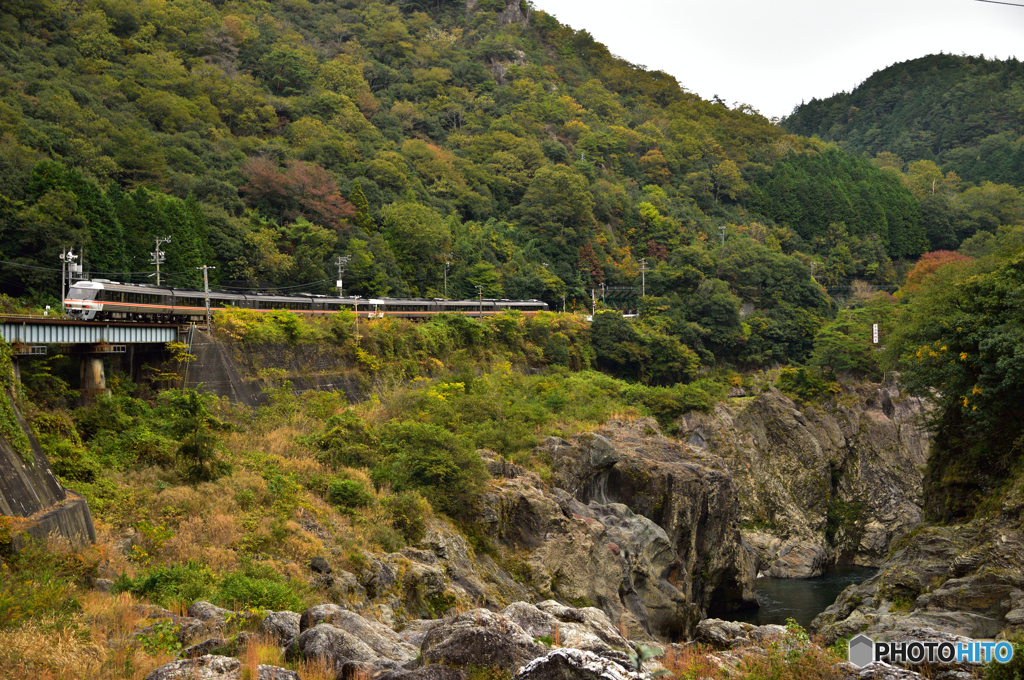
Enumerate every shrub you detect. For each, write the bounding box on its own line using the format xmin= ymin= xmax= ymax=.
xmin=984 ymin=635 xmax=1024 ymax=680
xmin=114 ymin=561 xmax=308 ymax=611
xmin=113 ymin=561 xmax=218 ymax=607
xmin=216 ymin=564 xmax=307 ymax=612
xmin=373 ymin=421 xmax=489 ymax=516
xmin=775 ymin=366 xmax=839 ymax=404
xmin=0 ymin=540 xmax=99 ymax=630
xmin=383 ymin=491 xmax=431 ymax=543
xmin=306 ymin=411 xmax=381 ymax=469
xmin=327 ymin=479 xmax=374 ymax=508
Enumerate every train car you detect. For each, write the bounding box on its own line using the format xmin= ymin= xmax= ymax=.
xmin=64 ymin=280 xmax=548 ymax=322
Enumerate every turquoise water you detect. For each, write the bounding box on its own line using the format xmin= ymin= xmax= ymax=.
xmin=726 ymin=566 xmax=877 ymax=630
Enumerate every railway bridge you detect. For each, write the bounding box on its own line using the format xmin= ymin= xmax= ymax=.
xmin=1 ymin=317 xmax=181 ymax=405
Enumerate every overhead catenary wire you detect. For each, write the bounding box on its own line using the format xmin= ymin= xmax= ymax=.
xmin=974 ymin=0 xmax=1024 ymax=7
xmin=1 ymin=258 xmax=337 ymax=294
xmin=0 ymin=258 xmax=196 ymax=277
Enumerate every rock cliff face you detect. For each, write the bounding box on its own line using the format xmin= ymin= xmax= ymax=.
xmin=285 ymin=418 xmax=756 ymax=644
xmin=481 ymin=419 xmax=758 ymax=641
xmin=812 ymin=467 xmax=1024 ymax=643
xmin=678 ymin=384 xmax=931 ymax=577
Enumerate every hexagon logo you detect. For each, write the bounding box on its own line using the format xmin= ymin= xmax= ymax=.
xmin=848 ymin=634 xmax=874 ymax=668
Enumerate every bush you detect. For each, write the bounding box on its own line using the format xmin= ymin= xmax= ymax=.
xmin=113 ymin=561 xmax=218 ymax=607
xmin=0 ymin=540 xmax=99 ymax=630
xmin=383 ymin=491 xmax=431 ymax=543
xmin=775 ymin=366 xmax=839 ymax=404
xmin=115 ymin=561 xmax=308 ymax=611
xmin=216 ymin=563 xmax=307 ymax=611
xmin=328 ymin=479 xmax=374 ymax=508
xmin=373 ymin=421 xmax=489 ymax=516
xmin=306 ymin=411 xmax=381 ymax=469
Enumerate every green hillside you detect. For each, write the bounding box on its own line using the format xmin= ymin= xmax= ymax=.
xmin=784 ymin=54 xmax=1024 ymax=186
xmin=0 ymin=0 xmax=776 ymax=294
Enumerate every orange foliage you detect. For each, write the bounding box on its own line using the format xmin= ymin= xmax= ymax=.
xmin=903 ymin=250 xmax=973 ymax=293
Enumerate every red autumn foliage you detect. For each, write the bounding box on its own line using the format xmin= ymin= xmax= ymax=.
xmin=578 ymin=242 xmax=604 ymax=284
xmin=903 ymin=250 xmax=973 ymax=293
xmin=240 ymin=158 xmax=354 ymax=231
xmin=646 ymin=240 xmax=669 ymax=261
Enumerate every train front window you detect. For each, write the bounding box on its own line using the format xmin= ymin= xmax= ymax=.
xmin=68 ymin=288 xmax=97 ymax=300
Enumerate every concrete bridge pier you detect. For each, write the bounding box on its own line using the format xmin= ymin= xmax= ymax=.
xmin=79 ymin=356 xmax=110 ymax=407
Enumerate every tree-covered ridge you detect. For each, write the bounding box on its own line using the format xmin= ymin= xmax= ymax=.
xmin=784 ymin=54 xmax=1024 ymax=187
xmin=0 ymin=0 xmax=925 ymax=311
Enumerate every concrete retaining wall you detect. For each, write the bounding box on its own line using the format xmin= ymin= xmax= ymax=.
xmin=0 ymin=404 xmax=66 ymax=517
xmin=184 ymin=330 xmax=266 ymax=407
xmin=1 ymin=388 xmax=96 ymax=550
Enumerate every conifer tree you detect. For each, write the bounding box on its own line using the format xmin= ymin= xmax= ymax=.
xmin=349 ymin=180 xmax=376 ymax=233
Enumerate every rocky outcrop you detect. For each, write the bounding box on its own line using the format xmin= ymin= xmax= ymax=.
xmin=260 ymin=610 xmax=301 ymax=645
xmin=679 ymin=384 xmax=930 ymax=575
xmin=693 ymin=618 xmax=787 ymax=650
xmin=813 ymin=504 xmax=1024 ymax=643
xmin=482 ymin=421 xmax=757 ymax=641
xmin=144 ymin=655 xmax=297 ymax=680
xmin=514 ymin=649 xmax=645 ymax=680
xmin=421 ymin=608 xmax=547 ymax=670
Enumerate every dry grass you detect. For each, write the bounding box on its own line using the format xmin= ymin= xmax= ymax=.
xmin=237 ymin=633 xmax=337 ymax=680
xmin=662 ymin=644 xmax=725 ymax=680
xmin=0 ymin=592 xmax=175 ymax=680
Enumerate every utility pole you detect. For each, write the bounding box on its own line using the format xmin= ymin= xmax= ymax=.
xmin=59 ymin=247 xmax=79 ymax=314
xmin=719 ymin=225 xmax=726 ymax=247
xmin=197 ymin=265 xmax=216 ymax=329
xmin=591 ymin=289 xmax=596 ymax=316
xmin=600 ymin=282 xmax=607 ymax=306
xmin=151 ymin=236 xmax=171 ymax=286
xmin=476 ymin=285 xmax=483 ymax=318
xmin=353 ymin=294 xmax=359 ymax=341
xmin=335 ymin=255 xmax=350 ymax=297
xmin=561 ymin=294 xmax=566 ymax=313
xmin=444 ymin=253 xmax=452 ymax=298
xmin=639 ymin=258 xmax=647 ymax=297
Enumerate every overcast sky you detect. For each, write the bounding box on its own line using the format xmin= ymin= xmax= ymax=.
xmin=535 ymin=0 xmax=1024 ymax=119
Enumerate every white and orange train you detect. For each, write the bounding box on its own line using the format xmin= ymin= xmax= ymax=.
xmin=64 ymin=280 xmax=548 ymax=322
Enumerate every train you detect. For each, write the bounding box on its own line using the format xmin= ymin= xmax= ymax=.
xmin=63 ymin=280 xmax=548 ymax=322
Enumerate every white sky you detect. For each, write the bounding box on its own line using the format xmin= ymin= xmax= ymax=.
xmin=535 ymin=0 xmax=1024 ymax=119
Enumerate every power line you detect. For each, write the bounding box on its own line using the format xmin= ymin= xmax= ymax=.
xmin=974 ymin=0 xmax=1024 ymax=7
xmin=0 ymin=259 xmax=196 ymax=277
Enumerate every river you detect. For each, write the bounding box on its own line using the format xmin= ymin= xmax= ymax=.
xmin=726 ymin=566 xmax=877 ymax=630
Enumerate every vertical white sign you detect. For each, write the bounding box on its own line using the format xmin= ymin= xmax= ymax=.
xmin=873 ymin=324 xmax=879 ymax=344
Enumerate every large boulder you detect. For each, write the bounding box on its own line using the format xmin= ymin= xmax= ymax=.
xmin=514 ymin=649 xmax=645 ymax=680
xmin=188 ymin=601 xmax=234 ymax=623
xmin=310 ymin=608 xmax=418 ymax=664
xmin=396 ymin=619 xmax=439 ymax=648
xmin=300 ymin=604 xmax=349 ymax=633
xmin=144 ymin=655 xmax=298 ymax=680
xmin=768 ymin=541 xmax=828 ymax=579
xmin=693 ymin=618 xmax=786 ymax=650
xmin=378 ymin=667 xmax=467 ymax=680
xmin=295 ymin=623 xmax=380 ymax=668
xmin=502 ymin=601 xmax=630 ymax=654
xmin=261 ymin=610 xmax=301 ymax=645
xmin=421 ymin=609 xmax=547 ymax=671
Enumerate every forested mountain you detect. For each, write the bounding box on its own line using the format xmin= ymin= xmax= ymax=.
xmin=13 ymin=0 xmax=1021 ymax=370
xmin=784 ymin=54 xmax=1024 ymax=186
